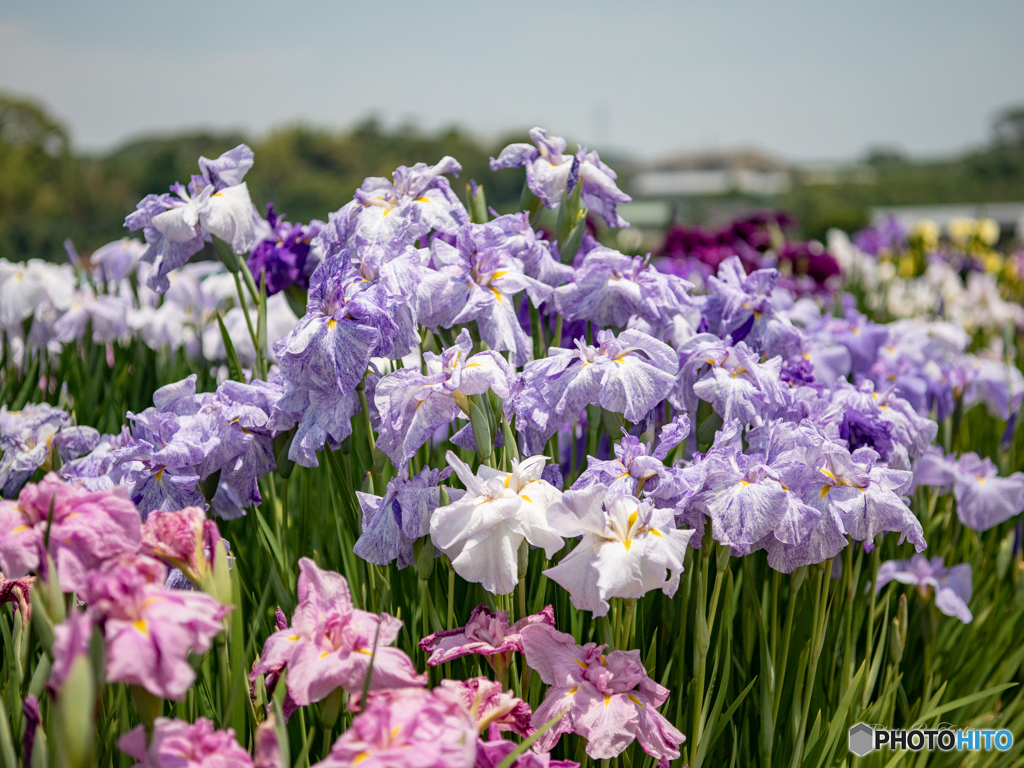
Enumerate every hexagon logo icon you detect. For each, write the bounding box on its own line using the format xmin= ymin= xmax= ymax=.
xmin=849 ymin=723 xmax=874 ymax=756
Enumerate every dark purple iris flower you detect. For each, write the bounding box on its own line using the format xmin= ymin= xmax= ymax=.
xmin=247 ymin=204 xmax=323 ymax=295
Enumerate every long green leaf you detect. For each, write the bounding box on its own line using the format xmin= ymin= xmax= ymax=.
xmin=216 ymin=312 xmax=246 ymax=384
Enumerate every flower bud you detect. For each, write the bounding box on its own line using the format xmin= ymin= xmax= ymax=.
xmin=998 ymin=528 xmax=1015 ymax=581
xmin=56 ymin=655 xmax=94 ymax=768
xmin=414 ymin=537 xmax=435 ymax=582
xmin=469 ymin=395 xmax=493 ymax=464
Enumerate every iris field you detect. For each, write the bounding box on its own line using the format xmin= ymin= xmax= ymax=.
xmin=2 ymin=129 xmax=1024 ymax=768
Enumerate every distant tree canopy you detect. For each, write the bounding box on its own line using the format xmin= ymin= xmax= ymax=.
xmin=1 ymin=93 xmax=1024 ymax=259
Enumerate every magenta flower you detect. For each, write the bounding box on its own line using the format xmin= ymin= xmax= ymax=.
xmin=86 ymin=555 xmax=230 ymax=699
xmin=419 ymin=604 xmax=554 ymax=668
xmin=118 ymin=717 xmax=253 ymax=768
xmin=312 ymin=687 xmax=477 ymax=768
xmin=0 ymin=473 xmax=141 ymax=592
xmin=520 ymin=624 xmax=685 ymax=761
xmin=141 ymin=506 xmax=220 ymax=587
xmin=475 ymin=739 xmax=578 ymax=768
xmin=439 ymin=677 xmax=533 ymax=738
xmin=253 ymin=715 xmax=285 ymax=768
xmin=251 ymin=557 xmax=425 ymax=708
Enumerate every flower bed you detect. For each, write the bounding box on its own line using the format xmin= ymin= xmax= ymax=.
xmin=2 ymin=130 xmax=1024 ymax=768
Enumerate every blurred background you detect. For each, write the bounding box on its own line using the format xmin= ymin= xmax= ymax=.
xmin=2 ymin=0 xmax=1023 ymax=261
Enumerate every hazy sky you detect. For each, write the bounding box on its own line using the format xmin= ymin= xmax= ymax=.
xmin=2 ymin=1 xmax=1022 ymax=162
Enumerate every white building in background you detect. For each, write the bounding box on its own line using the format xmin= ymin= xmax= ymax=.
xmin=618 ymin=149 xmax=794 ymax=236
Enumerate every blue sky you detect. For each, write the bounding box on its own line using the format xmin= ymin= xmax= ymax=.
xmin=2 ymin=1 xmax=1022 ymax=161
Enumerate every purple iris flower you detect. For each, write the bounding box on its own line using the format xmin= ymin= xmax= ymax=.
xmin=277 ymin=250 xmax=398 ymax=392
xmin=354 ymin=466 xmax=458 ymax=568
xmin=247 ymin=204 xmax=324 ymax=295
xmin=326 ymin=157 xmax=467 ymax=248
xmin=876 ymin=554 xmax=972 ymax=623
xmin=488 ymin=212 xmax=572 ymax=287
xmin=0 ymin=403 xmax=69 ymax=497
xmin=692 ymin=445 xmax=821 ymax=557
xmin=674 ymin=337 xmax=785 ymax=427
xmin=270 ymin=385 xmax=361 ymax=469
xmin=490 ymin=128 xmax=632 ymax=228
xmin=699 ymin=256 xmax=803 ymax=360
xmin=912 ymin=447 xmax=1024 ymax=531
xmin=200 ymin=377 xmax=285 ymax=516
xmin=421 ymin=223 xmax=552 ymax=365
xmin=344 ymin=234 xmax=452 ymax=359
xmin=125 ymin=145 xmax=258 ymax=293
xmin=965 ymin=356 xmax=1024 ymax=421
xmin=59 ymin=428 xmax=132 ymax=492
xmin=553 ymin=247 xmax=693 ymax=332
xmin=374 ymin=329 xmax=513 ymax=468
xmin=514 ymin=329 xmax=679 ymax=455
xmin=793 ymin=442 xmax=925 ymax=553
xmin=572 ymin=433 xmax=666 ymax=496
xmin=853 ymin=216 xmax=907 ymax=256
xmin=839 ymin=408 xmax=895 ymax=457
xmin=830 ymin=379 xmax=938 ymax=469
xmin=821 ymin=309 xmax=890 ymax=374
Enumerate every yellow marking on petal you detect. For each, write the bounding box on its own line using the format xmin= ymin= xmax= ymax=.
xmin=320 ymin=652 xmax=329 ymax=658
xmin=287 ymin=635 xmax=300 ymax=641
xmin=9 ymin=526 xmax=29 ymax=534
xmin=358 ymin=648 xmax=374 ymax=655
xmin=629 ymin=694 xmax=645 ymax=709
xmin=391 ymin=725 xmax=401 ymax=739
xmin=504 ymin=475 xmax=511 ymax=488
xmin=414 ymin=197 xmax=431 ymax=203
xmin=328 ymin=318 xmax=337 ymax=329
xmin=352 ymin=753 xmax=370 ymax=765
xmin=623 ymin=540 xmax=631 ymax=552
xmin=522 ymin=495 xmax=534 ymax=504
xmin=567 ymin=686 xmax=578 ymax=696
xmin=739 ymin=480 xmax=751 ymax=487
xmin=382 ymin=208 xmax=392 ymax=217
xmin=133 ymin=619 xmax=149 ymax=636
xmin=574 ymin=658 xmax=587 ymax=669
xmin=819 ymin=468 xmax=836 ymax=481
xmin=465 ymin=362 xmax=481 ymax=368
xmin=492 ymin=270 xmax=508 ymax=279
xmin=604 ymin=695 xmax=612 ymax=707
xmin=819 ymin=485 xmax=831 ymax=499
xmin=753 ymin=310 xmax=762 ymax=319
xmin=628 ymin=510 xmax=638 ymax=529
xmin=650 ymin=529 xmax=663 ymax=538
xmin=490 ymin=287 xmax=503 ymax=303
xmin=600 ymin=655 xmax=607 ymax=666
xmin=155 ymin=468 xmax=165 ymax=482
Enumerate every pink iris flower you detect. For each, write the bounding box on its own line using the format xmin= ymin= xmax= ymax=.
xmin=520 ymin=623 xmax=685 ymax=761
xmin=251 ymin=557 xmax=425 ymax=708
xmin=118 ymin=717 xmax=253 ymax=768
xmin=419 ymin=604 xmax=555 ymax=668
xmin=0 ymin=473 xmax=141 ymax=591
xmin=86 ymin=554 xmax=230 ymax=699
